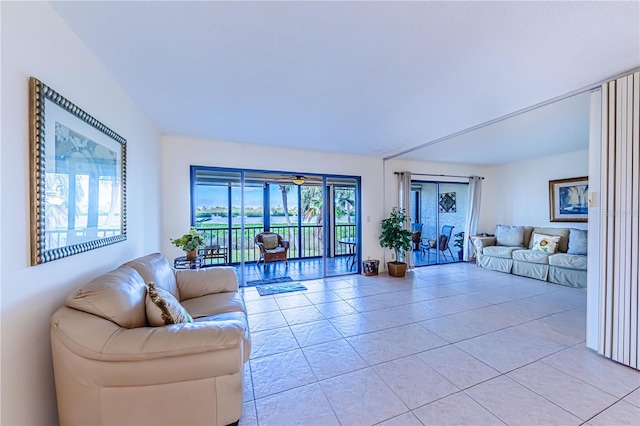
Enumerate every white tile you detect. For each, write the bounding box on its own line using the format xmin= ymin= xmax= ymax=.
xmin=377 ymin=411 xmax=423 ymax=426
xmin=373 ymin=355 xmax=459 ymax=409
xmin=424 ymin=293 xmax=491 ymax=315
xmin=289 ymin=319 xmax=342 ymax=347
xmin=243 ymin=362 xmax=254 ymax=402
xmin=413 ymin=392 xmax=504 ymax=426
xmin=589 ymin=400 xmax=640 ymax=426
xmin=328 ymin=313 xmax=384 ymax=337
xmin=251 ymin=349 xmax=316 ymax=399
xmin=239 ymin=401 xmax=257 ymax=426
xmin=455 ymin=326 xmax=565 ymax=373
xmin=274 ymin=293 xmax=312 ymax=309
xmin=305 ymin=291 xmax=343 ymax=305
xmin=302 ymin=339 xmax=368 ymax=380
xmin=507 ymin=362 xmax=618 ymax=420
xmin=347 ymin=323 xmax=447 ymax=365
xmin=541 ymin=345 xmax=640 ymax=398
xmin=248 ymin=310 xmax=288 ymax=332
xmin=401 ymin=302 xmax=442 ymax=322
xmin=320 ymin=368 xmax=408 ymax=425
xmin=362 ymin=306 xmax=414 ymax=328
xmin=245 ymin=298 xmax=280 ymax=314
xmin=418 ymin=345 xmax=500 ymax=389
xmin=465 ymin=376 xmax=582 ymax=425
xmin=281 ymin=305 xmax=325 ymax=325
xmin=623 ymin=388 xmax=640 ymax=408
xmin=249 ymin=327 xmax=299 ymax=359
xmin=419 ymin=316 xmax=484 ymax=343
xmin=314 ymin=300 xmax=358 ymax=318
xmin=255 ymin=383 xmax=339 ymax=426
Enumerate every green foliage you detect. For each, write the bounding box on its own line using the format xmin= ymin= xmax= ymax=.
xmin=379 ymin=207 xmax=412 ymax=263
xmin=454 ymin=231 xmax=465 ymax=250
xmin=171 ymin=227 xmax=206 ymax=251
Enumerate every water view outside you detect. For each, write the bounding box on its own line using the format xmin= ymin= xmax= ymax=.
xmin=193 ymin=184 xmax=356 ymax=264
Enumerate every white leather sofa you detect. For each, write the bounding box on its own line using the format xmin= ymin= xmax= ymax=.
xmin=50 ymin=253 xmax=251 ymax=426
xmin=473 ymin=225 xmax=587 ymax=288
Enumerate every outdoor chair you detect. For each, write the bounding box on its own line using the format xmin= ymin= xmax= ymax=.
xmin=255 ymin=231 xmax=290 ymax=269
xmin=420 ymin=225 xmax=455 ymax=263
xmin=411 ymin=223 xmax=423 ymax=251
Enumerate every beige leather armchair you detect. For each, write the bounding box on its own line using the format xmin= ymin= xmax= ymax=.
xmin=50 ymin=253 xmax=250 ymax=426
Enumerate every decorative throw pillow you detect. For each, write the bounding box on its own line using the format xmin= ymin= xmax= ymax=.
xmin=531 ymin=233 xmax=562 ymax=253
xmin=146 ymin=282 xmax=193 ymax=326
xmin=567 ymin=228 xmax=588 ymax=255
xmin=495 ymin=225 xmax=525 ymax=247
xmin=261 ymin=234 xmax=279 ymax=250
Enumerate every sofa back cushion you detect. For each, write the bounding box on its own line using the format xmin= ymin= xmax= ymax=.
xmin=125 ymin=253 xmax=179 ymax=300
xmin=495 ymin=225 xmax=525 ymax=247
xmin=529 ymin=227 xmax=570 ymax=253
xmin=66 ymin=266 xmax=148 ymax=328
xmin=567 ymin=228 xmax=588 ymax=255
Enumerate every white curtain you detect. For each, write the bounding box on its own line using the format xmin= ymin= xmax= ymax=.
xmin=598 ymin=71 xmax=639 ymax=369
xmin=463 ymin=176 xmax=483 ymax=261
xmin=398 ymin=171 xmax=413 ymax=268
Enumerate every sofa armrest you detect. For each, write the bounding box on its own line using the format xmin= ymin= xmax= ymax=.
xmin=176 ymin=266 xmax=239 ymax=300
xmin=52 ymin=307 xmax=246 ymax=362
xmin=472 ymin=236 xmax=497 ymax=254
xmin=51 ymin=307 xmax=248 ymax=388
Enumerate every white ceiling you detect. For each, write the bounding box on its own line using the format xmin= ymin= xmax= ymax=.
xmin=51 ymin=1 xmax=640 ymax=164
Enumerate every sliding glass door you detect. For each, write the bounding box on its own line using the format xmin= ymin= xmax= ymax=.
xmin=411 ymin=181 xmax=468 ymax=267
xmin=191 ymin=166 xmax=360 ymax=284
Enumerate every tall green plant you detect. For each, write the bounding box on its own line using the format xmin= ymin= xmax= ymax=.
xmin=379 ymin=207 xmax=412 ymax=263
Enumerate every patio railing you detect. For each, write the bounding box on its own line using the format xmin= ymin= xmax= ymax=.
xmin=197 ymin=223 xmax=356 ymax=265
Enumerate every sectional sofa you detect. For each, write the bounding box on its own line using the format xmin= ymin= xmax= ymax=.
xmin=473 ymin=225 xmax=588 ymax=288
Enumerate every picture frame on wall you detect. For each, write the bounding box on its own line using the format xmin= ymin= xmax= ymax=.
xmin=549 ymin=176 xmax=588 ymax=222
xmin=29 ymin=77 xmax=127 ymax=265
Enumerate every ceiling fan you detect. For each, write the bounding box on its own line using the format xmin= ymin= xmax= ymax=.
xmin=292 ymin=175 xmax=306 ymax=185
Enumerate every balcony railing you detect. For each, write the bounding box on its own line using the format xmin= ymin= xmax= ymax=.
xmin=197 ymin=223 xmax=356 ymax=265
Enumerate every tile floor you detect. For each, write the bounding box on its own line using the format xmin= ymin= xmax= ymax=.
xmin=238 ymin=262 xmax=640 ymax=426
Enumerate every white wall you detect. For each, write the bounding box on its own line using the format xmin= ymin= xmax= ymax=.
xmin=161 ymin=135 xmax=385 ymax=268
xmin=0 ymin=2 xmax=162 ymax=424
xmin=482 ymin=149 xmax=589 ymax=232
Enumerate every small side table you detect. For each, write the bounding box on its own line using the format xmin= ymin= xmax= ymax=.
xmin=174 ymin=255 xmax=203 ymax=270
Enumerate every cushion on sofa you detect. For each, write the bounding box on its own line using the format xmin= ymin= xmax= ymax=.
xmin=512 ymin=249 xmax=551 ymax=264
xmin=495 ymin=225 xmax=525 ymax=247
xmin=66 ymin=266 xmax=148 ymax=329
xmin=146 ymin=282 xmax=193 ymax=326
xmin=567 ymin=228 xmax=588 ymax=255
xmin=483 ymin=246 xmax=521 ymax=258
xmin=521 ymin=226 xmax=535 ymax=249
xmin=529 ymin=227 xmax=570 ymax=253
xmin=181 ymin=292 xmax=246 ymax=319
xmin=531 ymin=233 xmax=562 ymax=253
xmin=549 ymin=253 xmax=588 ymax=270
xmin=125 ymin=253 xmax=180 ymax=300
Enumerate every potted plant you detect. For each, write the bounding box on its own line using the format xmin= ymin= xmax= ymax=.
xmin=171 ymin=227 xmax=206 ymax=260
xmin=454 ymin=231 xmax=465 ymax=261
xmin=379 ymin=207 xmax=413 ymax=277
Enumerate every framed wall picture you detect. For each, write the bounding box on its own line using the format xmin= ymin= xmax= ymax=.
xmin=549 ymin=176 xmax=588 ymax=222
xmin=439 ymin=192 xmax=456 ymax=213
xmin=29 ymin=77 xmax=127 ymax=265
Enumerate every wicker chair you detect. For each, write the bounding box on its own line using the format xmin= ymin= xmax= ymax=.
xmin=255 ymin=231 xmax=290 ymax=269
